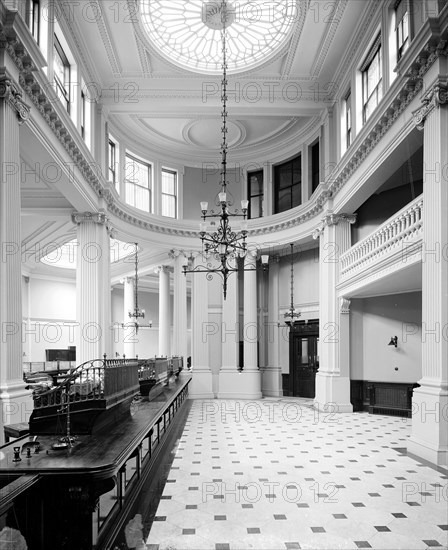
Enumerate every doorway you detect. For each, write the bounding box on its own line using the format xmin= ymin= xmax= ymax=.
xmin=289 ymin=320 xmax=319 ymax=398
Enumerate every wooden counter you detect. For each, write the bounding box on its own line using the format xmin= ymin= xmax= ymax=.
xmin=0 ymin=375 xmax=191 ymax=549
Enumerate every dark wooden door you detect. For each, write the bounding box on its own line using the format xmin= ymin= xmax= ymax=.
xmin=289 ymin=321 xmax=319 ymax=398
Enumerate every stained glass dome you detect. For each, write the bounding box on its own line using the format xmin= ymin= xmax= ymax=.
xmin=140 ymin=0 xmax=297 ymax=74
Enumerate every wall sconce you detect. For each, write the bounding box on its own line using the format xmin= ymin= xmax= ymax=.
xmin=388 ymin=336 xmax=398 ymax=348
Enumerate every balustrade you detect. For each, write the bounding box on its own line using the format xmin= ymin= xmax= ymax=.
xmin=340 ymin=196 xmax=423 ymax=278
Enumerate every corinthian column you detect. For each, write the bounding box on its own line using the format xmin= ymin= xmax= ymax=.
xmin=123 ymin=277 xmax=136 ymax=358
xmin=156 ymin=266 xmax=170 ymax=357
xmin=189 ymin=254 xmax=213 ymax=398
xmin=171 ymin=251 xmax=188 ymax=360
xmin=262 ymin=257 xmax=282 ymax=396
xmin=0 ymin=71 xmax=32 ymax=439
xmin=408 ymin=79 xmax=448 ymax=467
xmin=312 ymin=212 xmax=356 ymax=412
xmin=218 ymin=255 xmax=240 ymax=398
xmin=72 ymin=211 xmax=112 ymax=365
xmin=241 ymin=250 xmax=261 ymax=398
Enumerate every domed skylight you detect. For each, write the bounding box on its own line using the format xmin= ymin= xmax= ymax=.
xmin=140 ymin=0 xmax=297 ymax=74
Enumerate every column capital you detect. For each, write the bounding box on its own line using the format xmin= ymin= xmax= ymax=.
xmin=312 ymin=213 xmax=357 ymax=239
xmin=340 ymin=297 xmax=351 ymax=314
xmin=412 ymin=80 xmax=448 ymax=131
xmin=0 ymin=71 xmax=30 ymax=124
xmin=71 ymin=210 xmax=115 ymax=236
xmin=155 ymin=265 xmax=170 ymax=274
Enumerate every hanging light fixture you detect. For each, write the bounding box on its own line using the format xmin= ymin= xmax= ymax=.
xmin=183 ymin=0 xmax=268 ymax=298
xmin=128 ymin=242 xmax=145 ymax=333
xmin=284 ymin=243 xmax=301 ymax=325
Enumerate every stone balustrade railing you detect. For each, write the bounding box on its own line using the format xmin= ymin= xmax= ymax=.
xmin=340 ymin=195 xmax=423 ymax=279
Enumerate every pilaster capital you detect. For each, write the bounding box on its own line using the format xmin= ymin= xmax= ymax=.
xmin=340 ymin=297 xmax=351 ymax=314
xmin=412 ymin=80 xmax=448 ymax=131
xmin=71 ymin=210 xmax=115 ymax=236
xmin=0 ymin=71 xmax=30 ymax=124
xmin=312 ymin=213 xmax=357 ymax=239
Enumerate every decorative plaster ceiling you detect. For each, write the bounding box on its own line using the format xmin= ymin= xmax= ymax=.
xmin=139 ymin=0 xmax=298 ymax=74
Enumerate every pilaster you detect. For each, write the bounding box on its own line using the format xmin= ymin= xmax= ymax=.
xmin=313 ymin=212 xmax=356 ymax=412
xmin=408 ymin=78 xmax=448 ymax=466
xmin=0 ymin=71 xmax=32 ymax=439
xmin=72 ymin=211 xmax=112 ymax=365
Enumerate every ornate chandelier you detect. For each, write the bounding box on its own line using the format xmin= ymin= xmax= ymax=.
xmin=128 ymin=243 xmax=145 ymax=333
xmin=183 ymin=0 xmax=268 ymax=299
xmin=284 ymin=243 xmax=301 ymax=324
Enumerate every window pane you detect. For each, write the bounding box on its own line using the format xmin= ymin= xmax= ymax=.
xmin=249 ymin=172 xmax=262 ymax=195
xmin=277 ymin=188 xmax=290 ymax=213
xmin=162 ymin=195 xmax=176 ymax=218
xmin=250 ymin=198 xmax=260 ymax=219
xmin=292 ymin=182 xmax=301 ymax=207
xmin=279 ymin=165 xmax=292 ymax=189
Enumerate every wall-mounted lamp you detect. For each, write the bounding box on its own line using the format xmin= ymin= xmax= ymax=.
xmin=388 ymin=336 xmax=398 ymax=348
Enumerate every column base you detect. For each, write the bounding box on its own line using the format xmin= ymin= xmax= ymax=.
xmin=408 ymin=383 xmax=448 ymax=467
xmin=261 ymin=366 xmax=283 ymax=397
xmin=217 ymin=369 xmax=261 ymax=399
xmin=0 ymin=381 xmax=33 ymax=445
xmin=189 ymin=370 xmax=214 ymax=399
xmin=314 ymin=372 xmax=353 ymax=413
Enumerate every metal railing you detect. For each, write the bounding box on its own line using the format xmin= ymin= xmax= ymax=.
xmin=32 ymin=358 xmax=139 ymax=410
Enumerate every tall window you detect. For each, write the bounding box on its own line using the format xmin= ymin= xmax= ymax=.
xmin=80 ymin=89 xmax=86 ymax=139
xmin=125 ymin=153 xmax=152 ymax=212
xmin=274 ymin=155 xmax=301 ymax=214
xmin=109 ymin=139 xmax=117 ymax=185
xmin=345 ymin=91 xmax=352 ymax=148
xmin=247 ymin=170 xmax=263 ymax=219
xmin=361 ymin=35 xmax=382 ymax=123
xmin=26 ymin=0 xmax=40 ymax=43
xmin=161 ymin=168 xmax=177 ymax=218
xmin=311 ymin=141 xmax=320 ymax=194
xmin=53 ymin=35 xmax=70 ymax=113
xmin=395 ymin=0 xmax=409 ymax=61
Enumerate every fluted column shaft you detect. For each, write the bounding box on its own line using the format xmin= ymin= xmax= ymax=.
xmin=243 ymin=251 xmax=258 ymax=371
xmin=123 ymin=277 xmax=136 ymax=358
xmin=158 ymin=266 xmax=170 ymax=356
xmin=408 ymin=76 xmax=448 ymax=466
xmin=74 ymin=212 xmax=111 ymax=365
xmin=313 ymin=213 xmax=356 ymax=412
xmin=0 ymin=70 xmax=32 ymax=436
xmin=221 ymin=256 xmax=239 ymax=370
xmin=262 ymin=257 xmax=282 ymax=396
xmin=173 ymin=255 xmax=188 ymax=359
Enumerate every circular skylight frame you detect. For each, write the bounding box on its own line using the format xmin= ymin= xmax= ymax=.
xmin=140 ymin=0 xmax=298 ymax=74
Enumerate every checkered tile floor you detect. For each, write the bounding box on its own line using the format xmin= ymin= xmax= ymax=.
xmin=145 ymin=398 xmax=448 ymax=550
